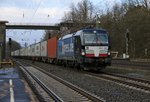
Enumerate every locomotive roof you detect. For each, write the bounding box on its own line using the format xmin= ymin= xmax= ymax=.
xmin=59 ymin=29 xmax=108 ymax=40
xmin=81 ymin=29 xmax=107 ymax=33
xmin=59 ymin=33 xmax=74 ymax=40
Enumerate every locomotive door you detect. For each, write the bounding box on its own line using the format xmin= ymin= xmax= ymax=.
xmin=74 ymin=36 xmax=81 ymax=56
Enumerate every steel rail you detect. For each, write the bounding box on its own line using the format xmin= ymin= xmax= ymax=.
xmin=17 ymin=61 xmax=63 ymax=102
xmin=104 ymin=72 xmax=150 ymax=84
xmin=87 ymin=72 xmax=150 ymax=93
xmin=18 ymin=60 xmax=105 ymax=102
xmin=32 ymin=64 xmax=105 ymax=102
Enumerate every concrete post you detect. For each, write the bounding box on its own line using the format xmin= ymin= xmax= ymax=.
xmin=0 ymin=21 xmax=8 ymax=61
xmin=125 ymin=29 xmax=129 ymax=59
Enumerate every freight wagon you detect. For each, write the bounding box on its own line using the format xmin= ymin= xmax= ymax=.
xmin=47 ymin=37 xmax=57 ymax=63
xmin=40 ymin=41 xmax=47 ymax=62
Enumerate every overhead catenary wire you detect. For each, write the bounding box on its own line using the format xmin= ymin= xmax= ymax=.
xmin=19 ymin=0 xmax=32 ymax=45
xmin=29 ymin=0 xmax=43 ymax=22
xmin=28 ymin=0 xmax=43 ymax=46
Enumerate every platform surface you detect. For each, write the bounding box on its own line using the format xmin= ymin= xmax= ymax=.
xmin=0 ymin=67 xmax=36 ymax=102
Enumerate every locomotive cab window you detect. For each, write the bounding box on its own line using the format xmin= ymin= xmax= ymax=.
xmin=83 ymin=31 xmax=109 ymax=45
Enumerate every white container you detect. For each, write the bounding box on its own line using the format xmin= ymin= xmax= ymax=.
xmin=40 ymin=41 xmax=47 ymax=57
xmin=15 ymin=49 xmax=20 ymax=56
xmin=35 ymin=43 xmax=41 ymax=56
xmin=20 ymin=48 xmax=25 ymax=56
xmin=30 ymin=44 xmax=35 ymax=56
xmin=27 ymin=46 xmax=31 ymax=56
xmin=24 ymin=47 xmax=28 ymax=56
xmin=14 ymin=51 xmax=17 ymax=56
xmin=11 ymin=51 xmax=14 ymax=56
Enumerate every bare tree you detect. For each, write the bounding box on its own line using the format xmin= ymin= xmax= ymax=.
xmin=42 ymin=30 xmax=60 ymax=41
xmin=6 ymin=40 xmax=21 ymax=57
xmin=62 ymin=0 xmax=95 ymax=23
xmin=143 ymin=0 xmax=149 ymax=8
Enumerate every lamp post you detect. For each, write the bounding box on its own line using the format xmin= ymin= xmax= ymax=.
xmin=96 ymin=13 xmax=101 ymax=29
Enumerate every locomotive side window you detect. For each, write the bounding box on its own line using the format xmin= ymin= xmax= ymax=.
xmin=74 ymin=36 xmax=81 ymax=55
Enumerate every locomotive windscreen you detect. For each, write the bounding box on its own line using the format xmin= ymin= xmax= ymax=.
xmin=83 ymin=30 xmax=109 ymax=45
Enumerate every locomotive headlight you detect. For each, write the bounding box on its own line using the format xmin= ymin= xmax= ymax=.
xmin=81 ymin=49 xmax=85 ymax=56
xmin=108 ymin=51 xmax=111 ymax=55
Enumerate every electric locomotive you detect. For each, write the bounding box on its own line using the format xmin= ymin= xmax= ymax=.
xmin=11 ymin=28 xmax=111 ymax=71
xmin=57 ymin=29 xmax=111 ymax=70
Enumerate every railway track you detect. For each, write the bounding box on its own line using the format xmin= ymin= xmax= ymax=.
xmin=85 ymin=72 xmax=150 ymax=93
xmin=17 ymin=61 xmax=61 ymax=102
xmin=112 ymin=59 xmax=150 ymax=70
xmin=16 ymin=60 xmax=105 ymax=102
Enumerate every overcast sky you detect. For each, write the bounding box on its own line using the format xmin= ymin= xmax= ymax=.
xmin=0 ymin=0 xmax=122 ymax=47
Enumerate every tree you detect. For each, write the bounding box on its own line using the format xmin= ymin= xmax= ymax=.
xmin=61 ymin=0 xmax=96 ymax=33
xmin=99 ymin=1 xmax=150 ymax=58
xmin=42 ymin=30 xmax=60 ymax=41
xmin=143 ymin=0 xmax=149 ymax=9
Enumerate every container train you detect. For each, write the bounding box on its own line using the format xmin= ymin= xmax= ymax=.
xmin=11 ymin=29 xmax=111 ymax=70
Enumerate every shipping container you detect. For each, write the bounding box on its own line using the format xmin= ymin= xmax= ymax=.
xmin=17 ymin=50 xmax=20 ymax=56
xmin=30 ymin=44 xmax=35 ymax=56
xmin=40 ymin=41 xmax=47 ymax=57
xmin=24 ymin=47 xmax=28 ymax=56
xmin=14 ymin=51 xmax=16 ymax=56
xmin=20 ymin=48 xmax=25 ymax=56
xmin=27 ymin=46 xmax=31 ymax=56
xmin=47 ymin=37 xmax=57 ymax=58
xmin=14 ymin=50 xmax=19 ymax=56
xmin=11 ymin=51 xmax=14 ymax=56
xmin=35 ymin=43 xmax=41 ymax=56
xmin=20 ymin=49 xmax=23 ymax=56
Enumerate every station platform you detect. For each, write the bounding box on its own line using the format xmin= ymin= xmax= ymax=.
xmin=0 ymin=66 xmax=38 ymax=102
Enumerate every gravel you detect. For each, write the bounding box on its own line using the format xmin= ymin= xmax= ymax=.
xmin=20 ymin=59 xmax=150 ymax=102
xmin=103 ymin=66 xmax=150 ymax=80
